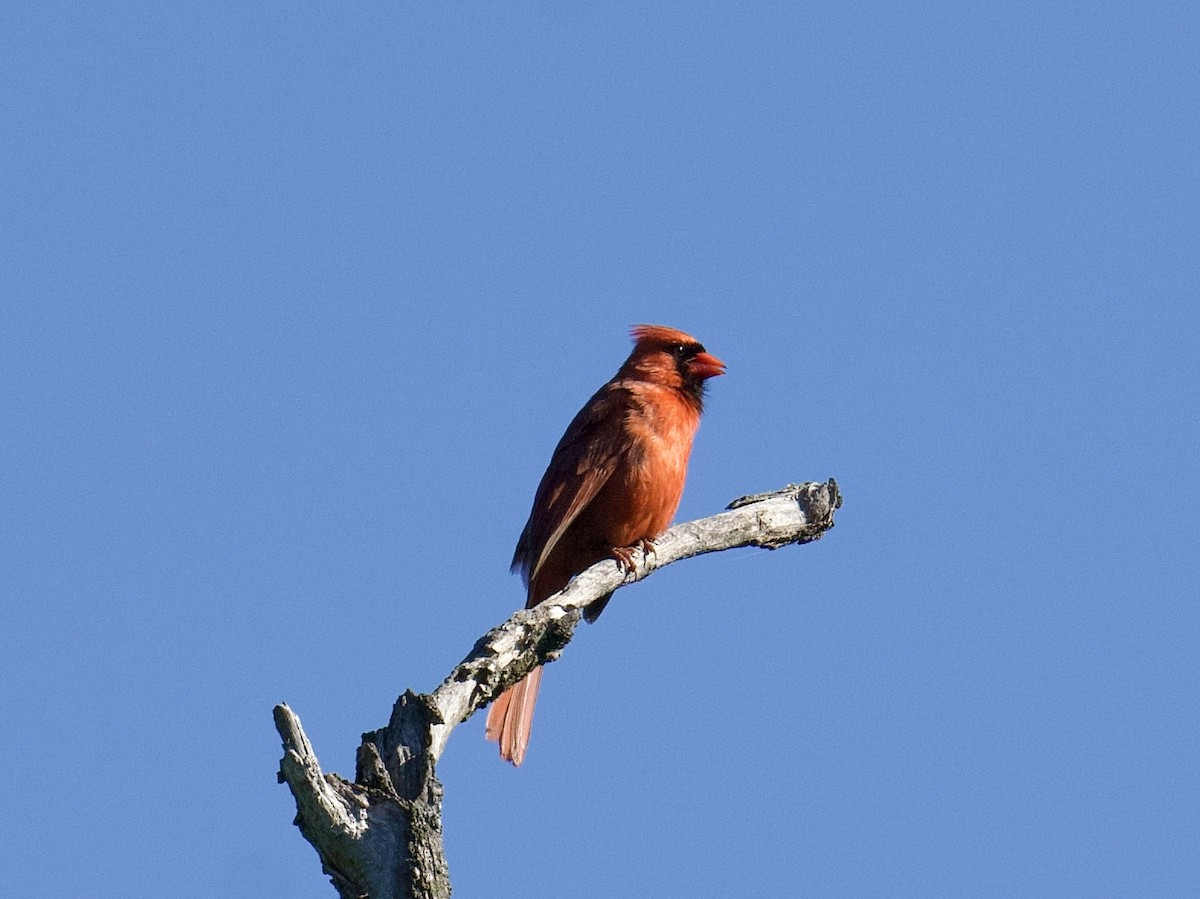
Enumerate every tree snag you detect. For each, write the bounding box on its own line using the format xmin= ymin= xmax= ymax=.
xmin=275 ymin=479 xmax=842 ymax=898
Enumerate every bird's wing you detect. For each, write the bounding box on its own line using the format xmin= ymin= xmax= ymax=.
xmin=512 ymin=384 xmax=635 ymax=591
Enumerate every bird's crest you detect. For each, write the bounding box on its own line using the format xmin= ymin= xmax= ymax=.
xmin=629 ymin=324 xmax=700 ymax=348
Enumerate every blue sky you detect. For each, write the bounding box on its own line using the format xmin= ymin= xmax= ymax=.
xmin=3 ymin=3 xmax=1197 ymax=897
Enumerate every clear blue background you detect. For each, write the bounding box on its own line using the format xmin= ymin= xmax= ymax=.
xmin=3 ymin=4 xmax=1196 ymax=897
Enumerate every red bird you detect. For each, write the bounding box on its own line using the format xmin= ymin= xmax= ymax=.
xmin=486 ymin=324 xmax=725 ymax=765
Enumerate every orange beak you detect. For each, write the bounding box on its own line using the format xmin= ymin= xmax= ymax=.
xmin=689 ymin=351 xmax=726 ymax=381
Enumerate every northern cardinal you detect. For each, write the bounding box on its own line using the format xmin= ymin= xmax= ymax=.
xmin=485 ymin=324 xmax=725 ymax=765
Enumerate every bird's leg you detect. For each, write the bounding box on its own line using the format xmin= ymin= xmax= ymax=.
xmin=610 ymin=538 xmax=657 ymax=577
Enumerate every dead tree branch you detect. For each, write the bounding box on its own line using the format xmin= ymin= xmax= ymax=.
xmin=275 ymin=479 xmax=842 ymax=898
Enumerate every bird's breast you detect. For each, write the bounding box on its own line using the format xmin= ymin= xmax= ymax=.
xmin=590 ymin=387 xmax=701 ymax=546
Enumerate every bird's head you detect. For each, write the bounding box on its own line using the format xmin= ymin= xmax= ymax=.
xmin=623 ymin=324 xmax=725 ymax=405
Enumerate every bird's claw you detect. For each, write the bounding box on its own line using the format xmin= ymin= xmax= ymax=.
xmin=611 ymin=538 xmax=657 ymax=578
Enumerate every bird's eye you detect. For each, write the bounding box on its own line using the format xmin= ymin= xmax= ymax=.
xmin=672 ymin=343 xmax=688 ymax=358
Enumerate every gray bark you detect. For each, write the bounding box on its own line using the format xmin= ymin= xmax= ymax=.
xmin=275 ymin=479 xmax=842 ymax=898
